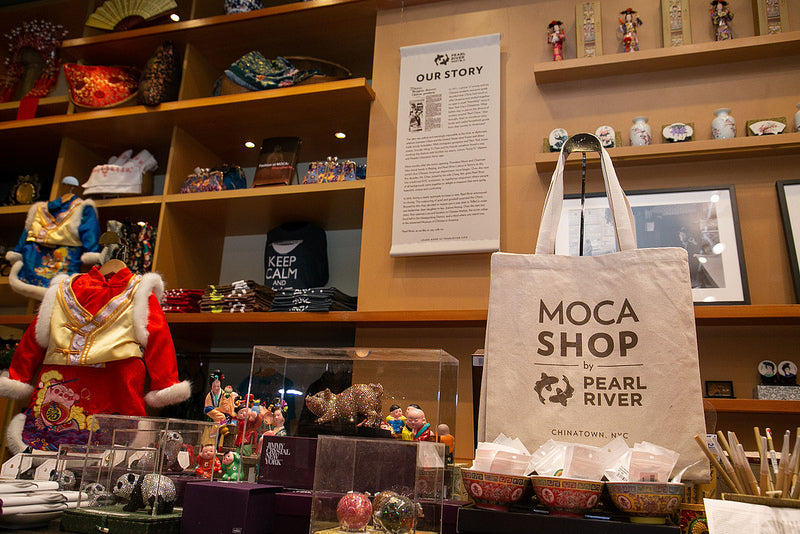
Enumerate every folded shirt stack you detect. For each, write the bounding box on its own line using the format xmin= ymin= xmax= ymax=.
xmin=162 ymin=289 xmax=204 ymax=313
xmin=199 ymin=280 xmax=274 ymax=313
xmin=269 ymin=287 xmax=357 ymax=312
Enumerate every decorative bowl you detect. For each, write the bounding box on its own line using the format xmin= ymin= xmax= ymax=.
xmin=530 ymin=476 xmax=603 ymax=517
xmin=605 ymin=481 xmax=684 ymax=524
xmin=460 ymin=469 xmax=531 ymax=511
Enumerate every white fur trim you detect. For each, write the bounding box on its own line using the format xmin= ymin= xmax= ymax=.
xmin=6 ymin=414 xmax=27 ymax=455
xmin=23 ymin=202 xmax=44 ymax=232
xmin=5 ymin=250 xmax=21 ymax=263
xmin=8 ymin=261 xmax=47 ymax=301
xmin=0 ymin=374 xmax=34 ymax=400
xmin=34 ymin=275 xmax=68 ymax=348
xmin=133 ymin=273 xmax=164 ymax=346
xmin=144 ymin=380 xmax=191 ymax=408
xmin=81 ymin=252 xmax=101 ymax=265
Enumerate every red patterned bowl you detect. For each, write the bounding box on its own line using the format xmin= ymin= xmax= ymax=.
xmin=605 ymin=481 xmax=684 ymax=524
xmin=531 ymin=476 xmax=603 ymax=517
xmin=460 ymin=469 xmax=531 ymax=511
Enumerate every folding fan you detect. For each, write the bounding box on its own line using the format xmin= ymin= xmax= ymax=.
xmin=85 ymin=0 xmax=178 ymax=31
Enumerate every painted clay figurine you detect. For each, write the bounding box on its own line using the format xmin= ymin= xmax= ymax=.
xmin=235 ymin=398 xmax=263 ymax=456
xmin=618 ymin=8 xmax=642 ymax=52
xmin=401 ymin=404 xmax=434 ymax=442
xmin=256 ymin=400 xmax=289 ymax=456
xmin=437 ymin=423 xmax=455 ymax=464
xmin=221 ymin=450 xmax=242 ymax=481
xmin=195 ymin=444 xmax=222 ymax=478
xmin=305 ymin=383 xmax=384 ymax=427
xmin=711 ymin=0 xmax=733 ymax=41
xmin=385 ymin=404 xmax=406 ymax=436
xmin=204 ymin=370 xmax=237 ymax=435
xmin=547 ymin=20 xmax=566 ymax=61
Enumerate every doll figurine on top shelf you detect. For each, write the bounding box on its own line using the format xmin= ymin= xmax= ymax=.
xmin=547 ymin=20 xmax=566 ymax=61
xmin=711 ymin=0 xmax=733 ymax=41
xmin=195 ymin=444 xmax=222 ymax=478
xmin=401 ymin=404 xmax=434 ymax=442
xmin=618 ymin=8 xmax=643 ymax=52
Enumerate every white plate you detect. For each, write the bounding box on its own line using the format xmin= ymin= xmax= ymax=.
xmin=0 ymin=510 xmax=61 ymax=528
xmin=749 ymin=120 xmax=785 ymax=135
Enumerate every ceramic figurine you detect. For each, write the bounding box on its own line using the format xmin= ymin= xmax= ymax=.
xmin=711 ymin=0 xmax=733 ymax=41
xmin=385 ymin=404 xmax=406 ymax=436
xmin=337 ymin=491 xmax=372 ymax=532
xmin=595 ymin=125 xmax=616 ymax=148
xmin=711 ymin=108 xmax=736 ymax=139
xmin=618 ymin=8 xmax=642 ymax=52
xmin=629 ymin=116 xmax=652 ymax=146
xmin=794 ymin=103 xmax=800 ymax=132
xmin=663 ymin=122 xmax=694 ymax=142
xmin=548 ymin=128 xmax=568 ymax=152
xmin=305 ymin=383 xmax=384 ymax=427
xmin=235 ymin=401 xmax=263 ymax=456
xmin=204 ymin=370 xmax=238 ymax=435
xmin=401 ymin=404 xmax=434 ymax=442
xmin=195 ymin=444 xmax=222 ymax=478
xmin=437 ymin=423 xmax=455 ymax=464
xmin=547 ymin=20 xmax=566 ymax=61
xmin=221 ymin=450 xmax=243 ymax=481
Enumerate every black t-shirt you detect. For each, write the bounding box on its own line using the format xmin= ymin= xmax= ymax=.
xmin=264 ymin=222 xmax=328 ymax=291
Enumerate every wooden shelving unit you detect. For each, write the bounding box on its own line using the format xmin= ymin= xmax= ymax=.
xmin=533 ymin=30 xmax=800 ymax=84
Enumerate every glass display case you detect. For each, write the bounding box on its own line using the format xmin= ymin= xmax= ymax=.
xmin=310 ymin=435 xmax=447 ymax=534
xmin=242 ymin=346 xmax=459 ymax=461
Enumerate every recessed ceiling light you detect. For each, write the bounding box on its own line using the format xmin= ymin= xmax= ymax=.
xmin=334 ymin=132 xmax=346 ymax=139
xmin=244 ymin=141 xmax=256 ymax=148
xmin=170 ymin=13 xmax=180 ymax=22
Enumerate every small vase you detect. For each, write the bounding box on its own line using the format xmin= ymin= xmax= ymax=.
xmin=794 ymin=103 xmax=800 ymax=133
xmin=629 ymin=116 xmax=652 ymax=146
xmin=711 ymin=108 xmax=736 ymax=139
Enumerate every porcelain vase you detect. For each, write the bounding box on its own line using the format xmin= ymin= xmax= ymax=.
xmin=795 ymin=103 xmax=800 ymax=133
xmin=629 ymin=116 xmax=652 ymax=146
xmin=711 ymin=108 xmax=736 ymax=139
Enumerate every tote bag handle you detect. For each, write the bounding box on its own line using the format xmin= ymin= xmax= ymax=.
xmin=535 ymin=134 xmax=637 ymax=255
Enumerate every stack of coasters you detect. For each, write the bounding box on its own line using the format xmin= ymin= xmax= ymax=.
xmin=162 ymin=289 xmax=203 ymax=313
xmin=269 ymin=287 xmax=356 ymax=312
xmin=200 ymin=280 xmax=274 ymax=313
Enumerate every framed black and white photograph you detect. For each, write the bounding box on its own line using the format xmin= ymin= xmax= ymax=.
xmin=777 ymin=179 xmax=800 ymax=303
xmin=555 ymin=185 xmax=749 ymax=305
xmin=705 ymin=380 xmax=734 ymax=399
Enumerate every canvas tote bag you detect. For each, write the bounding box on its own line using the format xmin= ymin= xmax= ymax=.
xmin=478 ymin=143 xmax=709 ymax=480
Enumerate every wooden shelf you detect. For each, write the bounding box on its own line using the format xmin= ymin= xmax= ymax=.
xmin=705 ymin=398 xmax=800 ymax=415
xmin=0 ymin=78 xmax=375 ymax=168
xmin=534 ymin=133 xmax=800 ymax=173
xmin=163 ymin=181 xmax=367 ymax=234
xmin=61 ymin=0 xmax=378 ymax=79
xmin=534 ymin=31 xmax=800 ymax=84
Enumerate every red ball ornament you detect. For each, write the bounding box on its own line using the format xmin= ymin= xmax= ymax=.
xmin=337 ymin=491 xmax=373 ymax=531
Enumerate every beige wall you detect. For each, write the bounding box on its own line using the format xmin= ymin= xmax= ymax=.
xmin=357 ymin=0 xmax=800 ymax=455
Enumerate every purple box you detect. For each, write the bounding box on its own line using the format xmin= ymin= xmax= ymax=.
xmin=180 ymin=481 xmax=282 ymax=534
xmin=273 ymin=491 xmax=312 ymax=534
xmin=257 ymin=436 xmax=317 ymax=490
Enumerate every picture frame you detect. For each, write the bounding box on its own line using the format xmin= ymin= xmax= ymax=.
xmin=753 ymin=0 xmax=789 ymax=35
xmin=576 ymin=2 xmax=603 ymax=58
xmin=777 ymin=179 xmax=800 ymax=303
xmin=661 ymin=0 xmax=692 ymax=47
xmin=555 ymin=185 xmax=750 ymax=305
xmin=705 ymin=380 xmax=734 ymax=399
